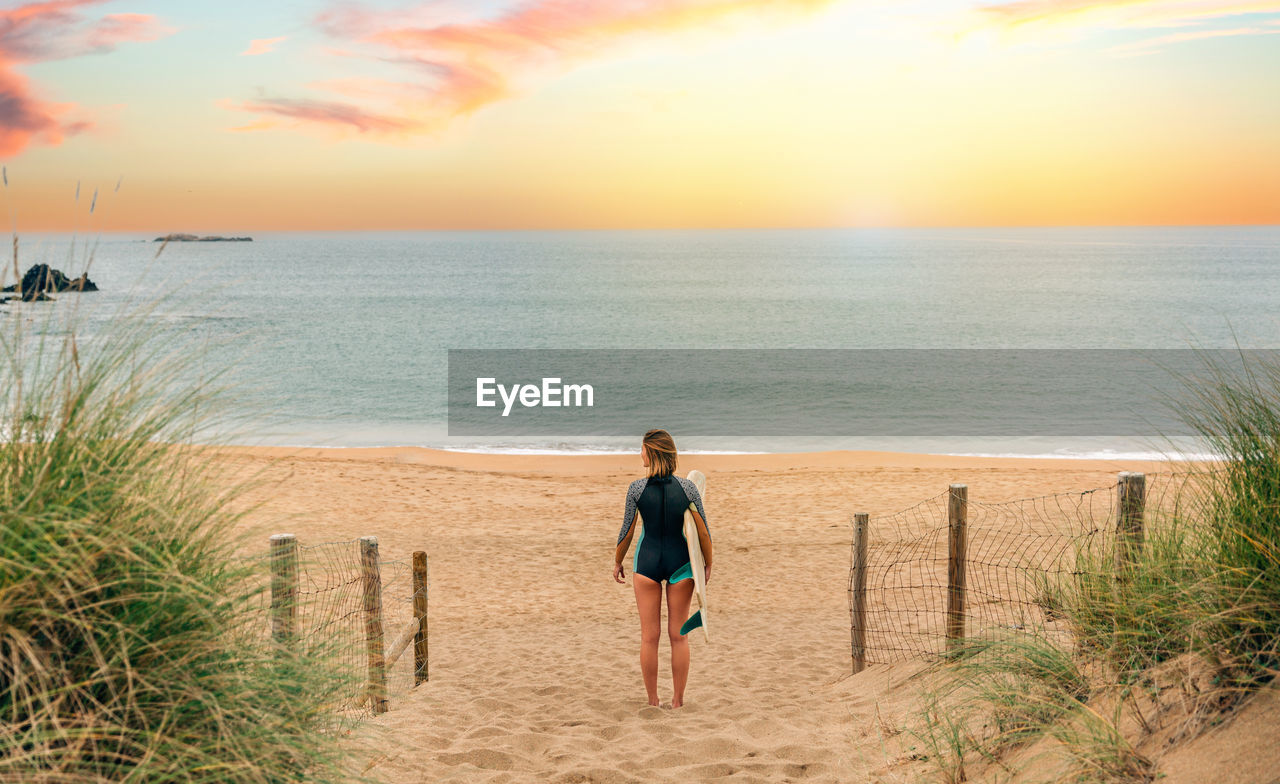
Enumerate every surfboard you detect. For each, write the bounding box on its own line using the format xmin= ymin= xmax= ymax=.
xmin=681 ymin=470 xmax=710 ymax=642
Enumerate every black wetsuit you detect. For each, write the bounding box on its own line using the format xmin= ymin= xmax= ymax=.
xmin=616 ymin=474 xmax=709 ymax=584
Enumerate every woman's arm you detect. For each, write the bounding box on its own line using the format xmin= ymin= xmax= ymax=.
xmin=613 ymin=510 xmax=637 ymax=583
xmin=615 ymin=511 xmax=638 ymax=569
xmin=614 ymin=480 xmax=644 ymax=582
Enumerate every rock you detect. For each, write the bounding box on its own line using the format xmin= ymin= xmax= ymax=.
xmin=154 ymin=234 xmax=253 ymax=242
xmin=1 ymin=264 xmax=98 ymax=300
xmin=0 ymin=290 xmax=54 ymax=302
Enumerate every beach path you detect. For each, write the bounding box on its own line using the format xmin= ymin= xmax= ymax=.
xmin=222 ymin=447 xmax=1147 ymax=783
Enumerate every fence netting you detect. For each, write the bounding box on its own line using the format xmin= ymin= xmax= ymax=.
xmin=850 ymin=470 xmax=1218 ymax=664
xmin=381 ymin=556 xmax=423 ymax=702
xmin=238 ymin=538 xmax=427 ymax=716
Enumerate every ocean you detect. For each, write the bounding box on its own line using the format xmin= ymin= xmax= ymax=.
xmin=8 ymin=226 xmax=1280 ymax=458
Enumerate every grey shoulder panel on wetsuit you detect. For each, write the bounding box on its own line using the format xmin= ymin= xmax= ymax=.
xmin=675 ymin=476 xmax=710 ymax=542
xmin=617 ymin=477 xmax=647 ymax=545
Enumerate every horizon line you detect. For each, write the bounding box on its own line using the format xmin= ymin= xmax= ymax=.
xmin=12 ymin=222 xmax=1280 ymax=235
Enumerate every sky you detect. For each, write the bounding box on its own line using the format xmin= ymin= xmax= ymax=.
xmin=1 ymin=0 xmax=1278 ymax=231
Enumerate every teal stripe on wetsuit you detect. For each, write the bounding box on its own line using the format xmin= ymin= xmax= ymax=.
xmin=633 ymin=527 xmax=644 ymax=574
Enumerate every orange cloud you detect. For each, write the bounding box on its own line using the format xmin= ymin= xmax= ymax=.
xmin=241 ymin=35 xmax=288 ymax=56
xmin=0 ymin=0 xmax=171 ymax=157
xmin=234 ymin=0 xmax=839 ymax=137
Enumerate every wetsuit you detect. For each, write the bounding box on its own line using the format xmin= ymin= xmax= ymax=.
xmin=615 ymin=474 xmax=712 ymax=583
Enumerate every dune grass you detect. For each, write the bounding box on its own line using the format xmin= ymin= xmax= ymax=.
xmin=910 ymin=350 xmax=1280 ymax=782
xmin=911 ymin=635 xmax=1093 ymax=782
xmin=1047 ymin=702 xmax=1153 ymax=784
xmin=1057 ymin=521 xmax=1210 ymax=680
xmin=1062 ymin=351 xmax=1280 ymax=688
xmin=1180 ymin=354 xmax=1280 ymax=684
xmin=1 ymin=299 xmax=362 ymax=781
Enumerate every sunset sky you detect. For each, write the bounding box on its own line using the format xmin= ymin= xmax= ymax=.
xmin=2 ymin=0 xmax=1278 ymax=231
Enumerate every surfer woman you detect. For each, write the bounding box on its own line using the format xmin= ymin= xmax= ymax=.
xmin=612 ymin=429 xmax=712 ymax=708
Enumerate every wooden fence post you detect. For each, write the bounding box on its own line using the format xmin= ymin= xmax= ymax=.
xmin=850 ymin=513 xmax=870 ymax=674
xmin=1115 ymin=472 xmax=1146 ymax=572
xmin=360 ymin=536 xmax=388 ymax=714
xmin=269 ymin=534 xmax=298 ymax=645
xmin=946 ymin=484 xmax=968 ymax=651
xmin=412 ymin=551 xmax=429 ymax=686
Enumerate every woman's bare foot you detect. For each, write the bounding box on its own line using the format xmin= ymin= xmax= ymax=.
xmin=670 ymin=698 xmax=683 ymax=709
xmin=647 ymin=697 xmax=660 ymax=707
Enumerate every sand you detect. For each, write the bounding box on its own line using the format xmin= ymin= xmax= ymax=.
xmin=217 ymin=448 xmax=1178 ymax=783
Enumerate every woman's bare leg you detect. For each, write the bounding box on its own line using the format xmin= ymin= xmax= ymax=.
xmin=633 ymin=573 xmax=663 ymax=706
xmin=665 ymin=578 xmax=694 ymax=708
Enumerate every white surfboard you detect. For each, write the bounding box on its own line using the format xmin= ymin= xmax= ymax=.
xmin=682 ymin=470 xmax=710 ymax=642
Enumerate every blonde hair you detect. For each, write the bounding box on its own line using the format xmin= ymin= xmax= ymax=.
xmin=643 ymin=429 xmax=678 ymax=477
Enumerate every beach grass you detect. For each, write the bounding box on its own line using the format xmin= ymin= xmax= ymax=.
xmin=909 ymin=349 xmax=1280 ymax=782
xmin=0 ymin=294 xmax=362 ymax=782
xmin=1061 ymin=351 xmax=1280 ymax=688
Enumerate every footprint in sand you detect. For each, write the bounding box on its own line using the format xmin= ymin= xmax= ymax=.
xmin=506 ymin=732 xmax=554 ymax=754
xmin=595 ymin=724 xmax=624 ymax=741
xmin=552 ymin=767 xmax=642 ymax=784
xmin=688 ymin=735 xmax=750 ymax=759
xmin=686 ymin=762 xmax=740 ymax=778
xmin=434 ymin=749 xmax=516 ymax=771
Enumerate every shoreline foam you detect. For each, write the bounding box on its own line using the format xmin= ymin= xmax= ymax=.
xmin=215 ymin=442 xmax=1216 ymax=462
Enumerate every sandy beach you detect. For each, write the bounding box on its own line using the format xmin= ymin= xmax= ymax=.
xmin=11 ymin=0 xmax=1279 ymax=779
xmin=203 ymin=446 xmax=1276 ymax=784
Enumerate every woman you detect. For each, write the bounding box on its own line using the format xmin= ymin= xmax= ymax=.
xmin=612 ymin=429 xmax=712 ymax=708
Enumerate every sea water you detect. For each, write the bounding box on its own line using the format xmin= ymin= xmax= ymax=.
xmin=7 ymin=226 xmax=1279 ymax=457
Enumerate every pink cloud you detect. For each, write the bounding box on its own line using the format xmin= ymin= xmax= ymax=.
xmin=1107 ymin=24 xmax=1280 ymax=54
xmin=0 ymin=0 xmax=171 ymax=157
xmin=0 ymin=69 xmax=81 ymax=157
xmin=970 ymin=0 xmax=1280 ymax=33
xmin=236 ymin=96 xmax=418 ymax=133
xmin=241 ymin=35 xmax=288 ymax=56
xmin=234 ymin=0 xmax=839 ymax=137
xmin=86 ymin=13 xmax=169 ymax=51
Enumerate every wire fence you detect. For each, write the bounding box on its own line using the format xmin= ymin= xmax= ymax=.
xmin=849 ymin=469 xmax=1219 ymax=667
xmin=381 ymin=555 xmax=424 ymax=702
xmin=238 ymin=537 xmax=428 ymax=716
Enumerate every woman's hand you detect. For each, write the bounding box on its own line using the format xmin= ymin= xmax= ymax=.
xmin=704 ymin=564 xmax=711 ymax=584
xmin=612 ymin=562 xmax=626 ymax=584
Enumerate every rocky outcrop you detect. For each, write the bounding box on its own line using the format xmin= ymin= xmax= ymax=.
xmin=0 ymin=291 xmax=53 ymax=303
xmin=154 ymin=234 xmax=253 ymax=242
xmin=1 ymin=264 xmax=98 ymax=301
